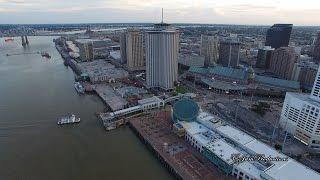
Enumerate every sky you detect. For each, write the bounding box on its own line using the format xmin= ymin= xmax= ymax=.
xmin=0 ymin=0 xmax=319 ymax=25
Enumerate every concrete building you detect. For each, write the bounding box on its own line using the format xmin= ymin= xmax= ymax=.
xmin=280 ymin=66 xmax=320 ymax=151
xmin=75 ymin=39 xmax=114 ymax=61
xmin=292 ymin=57 xmax=318 ymax=90
xmin=265 ymin=24 xmax=293 ymax=49
xmin=120 ymin=32 xmax=127 ymax=64
xmin=200 ymin=35 xmax=219 ymax=67
xmin=218 ymin=37 xmax=241 ymax=68
xmin=256 ymin=46 xmax=274 ymax=69
xmin=269 ymin=47 xmax=299 ymax=80
xmin=178 ymin=111 xmax=320 ymax=179
xmin=125 ymin=29 xmax=145 ymax=71
xmin=75 ymin=39 xmax=94 ymax=61
xmin=145 ymin=22 xmax=179 ymax=90
xmin=77 ymin=60 xmax=128 ymax=83
xmin=313 ymin=32 xmax=320 ymax=63
xmin=178 ymin=54 xmax=205 ymax=68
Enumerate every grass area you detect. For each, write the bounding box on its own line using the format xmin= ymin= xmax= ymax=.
xmin=175 ymin=86 xmax=189 ymax=94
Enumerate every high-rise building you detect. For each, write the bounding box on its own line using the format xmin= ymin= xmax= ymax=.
xmin=292 ymin=56 xmax=318 ymax=90
xmin=269 ymin=47 xmax=299 ymax=80
xmin=126 ymin=29 xmax=145 ymax=71
xmin=256 ymin=46 xmax=274 ymax=69
xmin=313 ymin=32 xmax=320 ymax=62
xmin=75 ymin=39 xmax=94 ymax=61
xmin=145 ymin=23 xmax=179 ymax=90
xmin=265 ymin=24 xmax=293 ymax=49
xmin=280 ymin=66 xmax=320 ymax=151
xmin=120 ymin=32 xmax=127 ymax=64
xmin=200 ymin=35 xmax=219 ymax=67
xmin=218 ymin=37 xmax=241 ymax=68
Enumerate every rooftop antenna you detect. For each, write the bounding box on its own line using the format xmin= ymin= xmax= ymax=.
xmin=161 ymin=8 xmax=164 ymax=23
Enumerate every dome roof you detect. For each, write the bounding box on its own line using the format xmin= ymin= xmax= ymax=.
xmin=172 ymin=98 xmax=199 ymax=122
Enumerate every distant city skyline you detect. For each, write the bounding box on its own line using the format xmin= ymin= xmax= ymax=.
xmin=0 ymin=0 xmax=319 ymax=25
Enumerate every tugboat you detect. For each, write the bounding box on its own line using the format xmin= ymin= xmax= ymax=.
xmin=74 ymin=82 xmax=85 ymax=94
xmin=57 ymin=114 xmax=80 ymax=125
xmin=41 ymin=52 xmax=51 ymax=59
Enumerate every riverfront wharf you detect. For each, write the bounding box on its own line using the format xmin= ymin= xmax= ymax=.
xmin=128 ymin=110 xmax=232 ymax=180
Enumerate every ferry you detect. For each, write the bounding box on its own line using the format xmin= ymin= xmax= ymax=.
xmin=41 ymin=52 xmax=51 ymax=59
xmin=57 ymin=114 xmax=80 ymax=125
xmin=74 ymin=82 xmax=85 ymax=94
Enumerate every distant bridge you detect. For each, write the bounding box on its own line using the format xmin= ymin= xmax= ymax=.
xmin=6 ymin=51 xmax=40 ymax=57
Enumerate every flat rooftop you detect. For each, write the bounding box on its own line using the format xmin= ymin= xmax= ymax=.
xmin=138 ymin=96 xmax=163 ymax=105
xmin=179 ymin=121 xmax=209 ymax=135
xmin=194 ymin=111 xmax=320 ymax=180
xmin=287 ymin=92 xmax=320 ymax=107
xmin=206 ymin=139 xmax=241 ymax=165
xmin=95 ymin=84 xmax=127 ymax=111
xmin=78 ymin=59 xmax=128 ymax=80
xmin=216 ymin=125 xmax=255 ymax=146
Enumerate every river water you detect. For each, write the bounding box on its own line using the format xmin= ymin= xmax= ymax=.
xmin=0 ymin=36 xmax=172 ymax=180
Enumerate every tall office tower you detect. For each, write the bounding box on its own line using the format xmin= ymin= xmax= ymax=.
xmin=256 ymin=46 xmax=274 ymax=69
xmin=120 ymin=32 xmax=127 ymax=64
xmin=200 ymin=35 xmax=219 ymax=67
xmin=126 ymin=29 xmax=145 ymax=71
xmin=265 ymin=24 xmax=293 ymax=49
xmin=218 ymin=38 xmax=241 ymax=68
xmin=145 ymin=22 xmax=179 ymax=90
xmin=313 ymin=32 xmax=320 ymax=62
xmin=280 ymin=66 xmax=320 ymax=151
xmin=269 ymin=47 xmax=299 ymax=80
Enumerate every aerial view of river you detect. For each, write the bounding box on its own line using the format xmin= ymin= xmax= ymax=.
xmin=0 ymin=36 xmax=172 ymax=180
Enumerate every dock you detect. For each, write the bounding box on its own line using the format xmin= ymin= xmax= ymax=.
xmin=128 ymin=110 xmax=231 ymax=180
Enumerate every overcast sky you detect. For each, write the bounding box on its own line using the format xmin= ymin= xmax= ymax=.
xmin=0 ymin=0 xmax=319 ymax=25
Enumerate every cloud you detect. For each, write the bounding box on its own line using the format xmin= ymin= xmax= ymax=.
xmin=0 ymin=0 xmax=319 ymax=25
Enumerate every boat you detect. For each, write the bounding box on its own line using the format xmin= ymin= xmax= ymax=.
xmin=57 ymin=114 xmax=80 ymax=125
xmin=74 ymin=82 xmax=85 ymax=94
xmin=5 ymin=38 xmax=14 ymax=42
xmin=41 ymin=52 xmax=51 ymax=59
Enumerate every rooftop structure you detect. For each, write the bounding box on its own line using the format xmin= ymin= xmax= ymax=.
xmin=255 ymin=75 xmax=300 ymax=90
xmin=110 ymin=50 xmax=121 ymax=60
xmin=189 ymin=66 xmax=300 ymax=91
xmin=179 ymin=111 xmax=320 ymax=180
xmin=116 ymin=86 xmax=147 ymax=98
xmin=94 ymin=84 xmax=128 ymax=111
xmin=172 ymin=98 xmax=200 ymax=122
xmin=77 ymin=59 xmax=128 ymax=83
